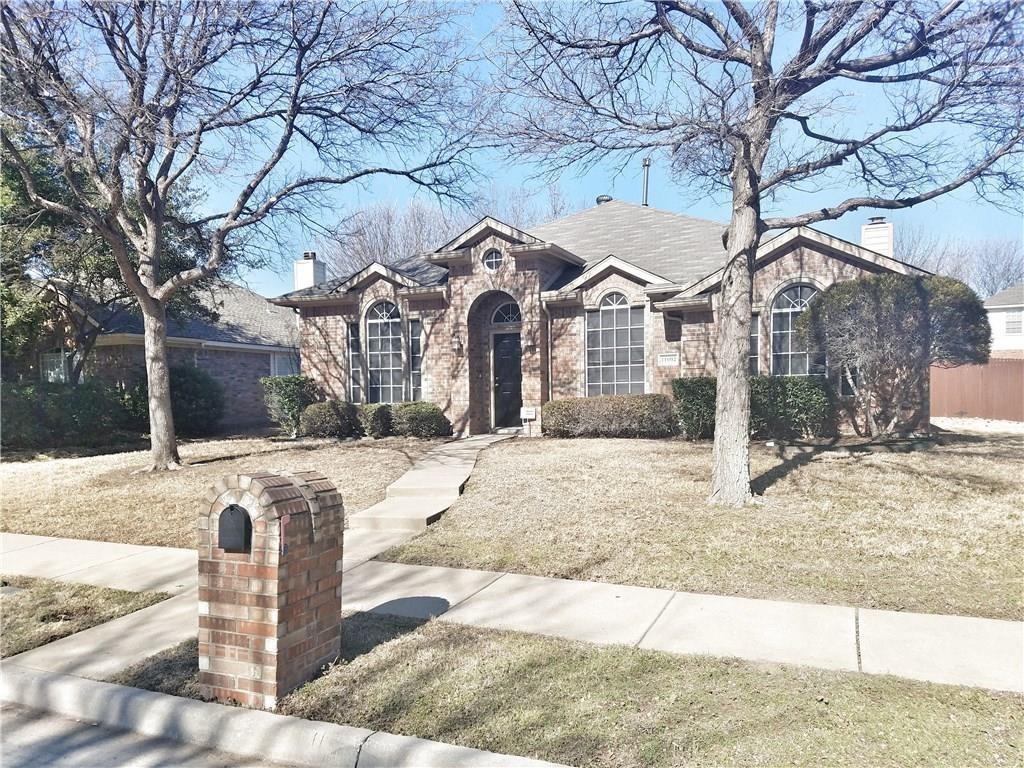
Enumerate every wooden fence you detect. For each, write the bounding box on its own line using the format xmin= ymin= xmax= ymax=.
xmin=930 ymin=359 xmax=1024 ymax=421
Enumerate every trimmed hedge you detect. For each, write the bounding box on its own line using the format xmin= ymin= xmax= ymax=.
xmin=672 ymin=375 xmax=834 ymax=439
xmin=125 ymin=364 xmax=225 ymax=437
xmin=1 ymin=381 xmax=133 ymax=448
xmin=358 ymin=403 xmax=393 ymax=438
xmin=542 ymin=394 xmax=678 ymax=438
xmin=299 ymin=401 xmax=362 ymax=438
xmin=261 ymin=375 xmax=318 ymax=438
xmin=391 ymin=402 xmax=453 ymax=438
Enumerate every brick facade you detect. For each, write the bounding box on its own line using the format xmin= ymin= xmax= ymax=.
xmin=88 ymin=342 xmax=291 ymax=427
xmin=294 ymin=231 xmax=915 ymax=434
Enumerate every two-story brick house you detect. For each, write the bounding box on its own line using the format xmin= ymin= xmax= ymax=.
xmin=273 ymin=198 xmax=923 ymax=435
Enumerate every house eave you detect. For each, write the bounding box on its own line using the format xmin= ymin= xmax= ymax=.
xmin=507 ymin=242 xmax=587 ymax=266
xmin=95 ymin=333 xmax=297 ymax=353
xmin=652 ymin=295 xmax=713 ymax=315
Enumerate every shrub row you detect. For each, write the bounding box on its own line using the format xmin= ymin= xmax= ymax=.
xmin=1 ymin=364 xmax=225 ymax=449
xmin=298 ymin=400 xmax=453 ymax=439
xmin=542 ymin=394 xmax=678 ymax=438
xmin=672 ymin=375 xmax=834 ymax=439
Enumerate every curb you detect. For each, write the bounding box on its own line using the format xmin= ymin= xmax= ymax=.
xmin=0 ymin=662 xmax=568 ymax=768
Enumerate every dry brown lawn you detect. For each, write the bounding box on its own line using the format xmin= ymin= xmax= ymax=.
xmin=0 ymin=436 xmax=440 ymax=549
xmin=387 ymin=434 xmax=1023 ymax=620
xmin=1 ymin=574 xmax=167 ymax=657
xmin=112 ymin=613 xmax=1023 ymax=768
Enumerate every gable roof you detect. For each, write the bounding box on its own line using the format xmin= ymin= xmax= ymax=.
xmin=985 ymin=283 xmax=1024 ymax=308
xmin=273 ymin=257 xmax=448 ymax=305
xmin=102 ymin=280 xmax=298 ymax=348
xmin=530 ymin=199 xmax=727 ymax=285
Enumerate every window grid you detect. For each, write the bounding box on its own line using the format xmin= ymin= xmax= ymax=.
xmin=482 ymin=249 xmax=503 ymax=271
xmin=492 ymin=302 xmax=522 ymax=324
xmin=410 ymin=319 xmax=422 ymax=401
xmin=749 ymin=314 xmax=759 ymax=376
xmin=270 ymin=352 xmax=299 ymax=377
xmin=366 ymin=302 xmax=404 ymax=404
xmin=347 ymin=322 xmax=362 ymax=403
xmin=586 ymin=292 xmax=645 ymax=396
xmin=771 ymin=284 xmax=826 ymax=376
xmin=40 ymin=351 xmax=68 ymax=383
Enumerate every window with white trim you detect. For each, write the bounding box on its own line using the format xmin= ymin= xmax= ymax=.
xmin=270 ymin=352 xmax=299 ymax=377
xmin=409 ymin=319 xmax=423 ymax=401
xmin=40 ymin=351 xmax=68 ymax=383
xmin=366 ymin=301 xmax=404 ymax=403
xmin=347 ymin=322 xmax=362 ymax=402
xmin=771 ymin=284 xmax=826 ymax=376
xmin=1006 ymin=310 xmax=1022 ymax=335
xmin=482 ymin=248 xmax=503 ymax=271
xmin=492 ymin=302 xmax=522 ymax=324
xmin=749 ymin=314 xmax=759 ymax=376
xmin=586 ymin=292 xmax=645 ymax=396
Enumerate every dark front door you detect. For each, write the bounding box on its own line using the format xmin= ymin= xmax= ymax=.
xmin=492 ymin=332 xmax=523 ymax=428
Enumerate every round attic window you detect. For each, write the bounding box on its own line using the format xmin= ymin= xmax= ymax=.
xmin=482 ymin=248 xmax=503 ymax=271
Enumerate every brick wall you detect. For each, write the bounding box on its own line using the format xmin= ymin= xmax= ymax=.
xmin=88 ymin=342 xmax=283 ymax=427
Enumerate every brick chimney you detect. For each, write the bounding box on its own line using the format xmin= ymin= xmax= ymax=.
xmin=860 ymin=216 xmax=894 ymax=258
xmin=293 ymin=251 xmax=326 ymax=291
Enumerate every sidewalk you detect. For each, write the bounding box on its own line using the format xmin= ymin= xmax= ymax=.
xmin=342 ymin=559 xmax=1024 ymax=693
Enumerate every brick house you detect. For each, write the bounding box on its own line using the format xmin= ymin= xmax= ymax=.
xmin=273 ymin=198 xmax=924 ymax=436
xmin=41 ymin=281 xmax=300 ymax=428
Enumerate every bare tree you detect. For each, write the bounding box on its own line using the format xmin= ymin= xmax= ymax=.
xmin=320 ymin=183 xmax=578 ymax=276
xmin=898 ymin=226 xmax=1023 ymax=297
xmin=1 ymin=0 xmax=481 ymax=469
xmin=498 ymin=0 xmax=1023 ymax=505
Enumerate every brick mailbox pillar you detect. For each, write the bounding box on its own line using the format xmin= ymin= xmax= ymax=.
xmin=198 ymin=471 xmax=343 ymax=709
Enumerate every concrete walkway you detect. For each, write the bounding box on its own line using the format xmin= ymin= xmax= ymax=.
xmin=348 ymin=434 xmax=511 ymax=531
xmin=342 ymin=560 xmax=1024 ymax=693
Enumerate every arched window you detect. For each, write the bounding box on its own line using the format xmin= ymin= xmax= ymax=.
xmin=366 ymin=301 xmax=404 ymax=403
xmin=482 ymin=248 xmax=503 ymax=270
xmin=492 ymin=302 xmax=522 ymax=324
xmin=771 ymin=284 xmax=826 ymax=376
xmin=586 ymin=292 xmax=644 ymax=396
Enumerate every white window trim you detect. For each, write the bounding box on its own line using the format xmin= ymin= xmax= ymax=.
xmin=584 ymin=292 xmax=646 ymax=396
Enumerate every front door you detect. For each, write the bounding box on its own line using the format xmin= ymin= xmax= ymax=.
xmin=492 ymin=332 xmax=523 ymax=428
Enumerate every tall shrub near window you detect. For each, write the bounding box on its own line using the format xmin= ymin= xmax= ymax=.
xmin=798 ymin=274 xmax=989 ymax=437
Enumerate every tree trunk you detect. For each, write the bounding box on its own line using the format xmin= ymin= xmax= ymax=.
xmin=709 ymin=195 xmax=760 ymax=506
xmin=141 ymin=302 xmax=181 ymax=470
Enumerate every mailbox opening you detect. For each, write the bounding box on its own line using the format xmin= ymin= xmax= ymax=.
xmin=219 ymin=504 xmax=252 ymax=553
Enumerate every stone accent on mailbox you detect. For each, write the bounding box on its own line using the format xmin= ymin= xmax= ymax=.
xmin=198 ymin=471 xmax=344 ymax=710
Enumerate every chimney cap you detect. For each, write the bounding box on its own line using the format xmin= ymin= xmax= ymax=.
xmin=596 ymin=194 xmax=613 ymax=205
xmin=867 ymin=216 xmax=888 ymax=224
xmin=302 ymin=251 xmax=317 ymax=260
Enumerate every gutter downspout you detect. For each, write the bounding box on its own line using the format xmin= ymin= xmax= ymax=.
xmin=541 ymin=301 xmax=553 ymax=403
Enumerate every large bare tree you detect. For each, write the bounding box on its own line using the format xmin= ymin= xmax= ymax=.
xmin=1 ymin=0 xmax=481 ymax=469
xmin=896 ymin=226 xmax=1023 ymax=298
xmin=497 ymin=0 xmax=1023 ymax=504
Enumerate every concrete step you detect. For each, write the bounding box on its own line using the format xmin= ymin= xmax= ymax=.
xmin=385 ymin=470 xmax=468 ymax=499
xmin=347 ymin=496 xmax=456 ymax=532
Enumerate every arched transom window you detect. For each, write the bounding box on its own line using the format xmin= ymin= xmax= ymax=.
xmin=771 ymin=284 xmax=826 ymax=376
xmin=586 ymin=292 xmax=644 ymax=396
xmin=366 ymin=301 xmax=404 ymax=403
xmin=492 ymin=302 xmax=522 ymax=324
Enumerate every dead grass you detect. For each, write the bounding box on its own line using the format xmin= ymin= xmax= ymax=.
xmin=112 ymin=612 xmax=1023 ymax=768
xmin=387 ymin=434 xmax=1024 ymax=620
xmin=0 ymin=436 xmax=441 ymax=549
xmin=1 ymin=574 xmax=167 ymax=657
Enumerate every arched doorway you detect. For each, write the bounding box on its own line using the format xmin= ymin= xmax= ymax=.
xmin=466 ymin=290 xmax=523 ymax=432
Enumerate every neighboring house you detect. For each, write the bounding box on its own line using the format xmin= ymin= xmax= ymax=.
xmin=273 ymin=198 xmax=925 ymax=436
xmin=984 ymin=283 xmax=1024 ymax=359
xmin=40 ymin=281 xmax=299 ymax=428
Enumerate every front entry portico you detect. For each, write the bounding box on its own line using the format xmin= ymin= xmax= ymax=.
xmin=466 ymin=290 xmax=529 ymax=434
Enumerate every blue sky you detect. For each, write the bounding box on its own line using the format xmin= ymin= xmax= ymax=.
xmin=236 ymin=3 xmax=1023 ymax=298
